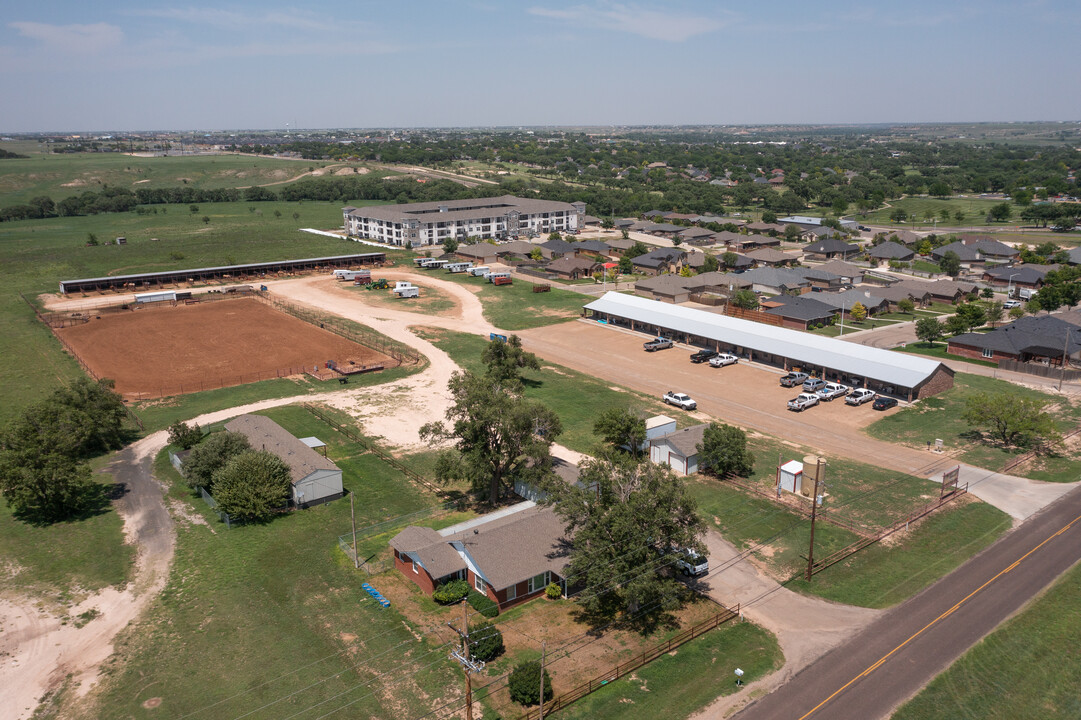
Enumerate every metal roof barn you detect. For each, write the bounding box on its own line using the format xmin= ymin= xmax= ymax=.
xmin=584 ymin=292 xmax=952 ymax=399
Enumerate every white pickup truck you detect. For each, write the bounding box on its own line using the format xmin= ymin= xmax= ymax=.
xmin=787 ymin=393 xmax=820 ymax=412
xmin=662 ymin=391 xmax=697 ymax=411
xmin=817 ymin=382 xmax=849 ymax=401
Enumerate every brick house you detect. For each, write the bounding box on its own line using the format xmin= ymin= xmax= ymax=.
xmin=389 ymin=505 xmax=570 ymax=612
xmin=947 ymin=315 xmax=1081 ymax=365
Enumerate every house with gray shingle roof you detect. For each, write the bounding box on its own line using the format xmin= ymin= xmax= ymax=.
xmin=867 ymin=241 xmax=915 ymax=264
xmin=650 ymin=424 xmax=709 ymax=476
xmin=948 ymin=315 xmax=1081 ymax=365
xmin=389 ymin=504 xmax=571 ymax=611
xmin=762 ymin=295 xmax=839 ymax=330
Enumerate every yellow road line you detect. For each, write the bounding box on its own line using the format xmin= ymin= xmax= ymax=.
xmin=796 ymin=512 xmax=1081 ymax=720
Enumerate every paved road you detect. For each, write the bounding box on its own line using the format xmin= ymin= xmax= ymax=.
xmin=733 ymin=483 xmax=1081 ymax=720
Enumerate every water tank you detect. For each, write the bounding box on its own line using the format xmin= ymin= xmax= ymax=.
xmin=801 ymin=455 xmax=823 ymax=496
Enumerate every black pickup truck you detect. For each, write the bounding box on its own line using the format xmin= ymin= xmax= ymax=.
xmin=689 ymin=349 xmax=718 ymax=364
xmin=643 ymin=337 xmax=674 ymax=352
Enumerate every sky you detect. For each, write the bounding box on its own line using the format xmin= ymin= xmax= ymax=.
xmin=1 ymin=1 xmax=1079 ymax=132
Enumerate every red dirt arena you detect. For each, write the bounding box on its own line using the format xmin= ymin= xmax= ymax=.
xmin=56 ymin=298 xmax=390 ymax=399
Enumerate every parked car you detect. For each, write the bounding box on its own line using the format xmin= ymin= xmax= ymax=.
xmin=817 ymin=383 xmax=849 ymax=401
xmin=644 ymin=337 xmax=673 ymax=352
xmin=802 ymin=378 xmax=827 ymax=393
xmin=663 ymin=391 xmax=697 ymax=411
xmin=690 ymin=349 xmax=718 ymax=364
xmin=780 ymin=371 xmax=809 ymax=388
xmin=787 ymin=393 xmax=820 ymax=412
xmin=873 ymin=396 xmax=899 ymax=411
xmin=675 ymin=549 xmax=709 ymax=577
xmin=845 ymin=388 xmax=876 ymax=406
xmin=1004 ymin=300 xmax=1022 ymax=309
xmin=709 ymin=353 xmax=739 ymax=368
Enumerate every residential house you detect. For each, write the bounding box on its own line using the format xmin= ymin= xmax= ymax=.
xmin=882 ymin=230 xmax=922 ymax=246
xmin=981 ymin=264 xmax=1055 ymax=292
xmin=494 ymin=240 xmax=538 ymax=260
xmin=948 ymin=315 xmax=1081 ymax=365
xmin=931 ymin=238 xmax=1019 ymax=268
xmin=547 ymin=256 xmax=599 ymax=280
xmin=678 ymin=227 xmax=718 ymax=246
xmin=606 ymin=237 xmax=637 ymax=256
xmin=762 ymin=295 xmax=838 ymax=330
xmin=455 ymin=244 xmax=499 ymax=263
xmin=726 ymin=233 xmax=782 ymax=252
xmin=814 ymin=259 xmax=866 ymax=284
xmin=650 ymin=424 xmax=709 ymax=476
xmin=745 ymin=221 xmax=786 ymax=235
xmin=635 ymin=273 xmax=696 ymax=303
xmin=223 ymin=414 xmax=344 ymax=508
xmin=867 ymin=242 xmax=915 ymax=265
xmin=919 ymin=279 xmax=979 ymax=304
xmin=735 ymin=267 xmax=812 ymax=296
xmin=540 ymin=237 xmax=578 ymax=259
xmin=573 ymin=239 xmax=612 ymax=259
xmin=791 ymin=267 xmax=847 ymax=290
xmin=744 ymin=247 xmax=799 ymax=267
xmin=389 ymin=504 xmax=571 ymax=611
xmin=810 ymin=289 xmax=890 ymax=317
xmin=632 ymin=248 xmax=687 ymax=276
xmin=871 ymin=282 xmax=932 ymax=309
xmin=804 ymin=238 xmax=860 ymax=260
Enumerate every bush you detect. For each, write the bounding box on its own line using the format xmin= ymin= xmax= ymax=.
xmin=211 ymin=450 xmax=292 ymax=522
xmin=545 ymin=582 xmax=561 ymax=600
xmin=467 ymin=621 xmax=504 ymax=662
xmin=168 ymin=421 xmax=203 ymax=450
xmin=467 ymin=589 xmax=499 ymax=618
xmin=181 ymin=431 xmax=251 ymax=491
xmin=433 ymin=579 xmax=469 ymax=605
xmin=508 ymin=660 xmax=553 ymax=706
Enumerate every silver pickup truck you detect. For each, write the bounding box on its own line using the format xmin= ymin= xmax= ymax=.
xmin=644 ymin=337 xmax=674 ymax=352
xmin=787 ymin=393 xmax=820 ymax=412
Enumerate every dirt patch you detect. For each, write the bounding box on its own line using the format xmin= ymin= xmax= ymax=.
xmin=132 ymin=179 xmax=150 ymax=185
xmin=60 ymin=179 xmax=89 ymax=188
xmin=169 ymin=498 xmax=214 ymax=533
xmin=142 ymin=697 xmax=162 ymax=709
xmin=335 ymin=167 xmax=369 ymax=176
xmin=55 ymin=297 xmax=391 ymax=399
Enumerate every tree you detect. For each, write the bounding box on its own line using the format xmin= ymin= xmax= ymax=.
xmin=831 ymin=197 xmax=849 ymax=216
xmin=601 ymin=218 xmax=614 ymax=229
xmin=963 ymin=393 xmax=1061 ymax=450
xmin=889 ymin=208 xmax=908 ymax=223
xmin=274 ymin=209 xmax=282 ymax=219
xmin=954 ymin=210 xmax=966 ymax=223
xmin=672 ymin=236 xmax=683 ymax=247
xmin=697 ymin=423 xmax=754 ymax=477
xmin=980 ymin=287 xmax=994 ymax=299
xmin=625 ymin=241 xmax=650 ymax=259
xmin=701 ymin=253 xmax=719 ymax=273
xmin=990 ymin=203 xmax=1012 ymax=222
xmin=593 ymin=408 xmax=646 ymax=458
xmin=529 ymin=247 xmax=543 ymax=262
xmin=189 ymin=204 xmax=199 ymax=215
xmin=784 ymin=224 xmax=802 ymax=241
xmin=544 ymin=452 xmax=704 ymax=622
xmin=849 ymin=302 xmax=867 ymax=323
xmin=86 ymin=232 xmax=99 ymax=246
xmin=984 ymin=300 xmax=1005 ymax=328
xmin=929 ymin=180 xmax=951 ymax=198
xmin=898 ymin=297 xmax=916 ymax=315
xmin=621 ymin=228 xmax=630 ymax=240
xmin=202 ymin=215 xmax=210 ymax=225
xmin=168 ymin=421 xmax=203 ymax=450
xmin=508 ymin=660 xmax=553 ymax=706
xmin=939 ymin=250 xmax=962 ymax=277
xmin=442 ymin=237 xmax=459 ymax=254
xmin=181 ymin=431 xmax=251 ymax=491
xmin=420 ymin=367 xmax=561 ymax=504
xmin=721 ymin=251 xmax=739 ymax=269
xmin=480 ymin=334 xmax=540 ymax=388
xmin=467 ymin=621 xmax=505 ymax=662
xmin=1009 ymin=305 xmax=1026 ymax=320
xmin=731 ymin=289 xmax=758 ymax=310
xmin=548 ymin=231 xmax=562 ymax=242
xmin=292 ymin=211 xmax=300 ymax=222
xmin=944 ymin=314 xmax=969 ymax=336
xmin=212 ymin=450 xmax=292 ymax=522
xmin=618 ymin=255 xmax=633 ymax=274
xmin=0 ymin=452 xmax=93 ymax=523
xmin=915 ymin=317 xmax=945 ymax=345
xmin=761 ymin=210 xmax=778 ymax=224
xmin=956 ymin=302 xmax=987 ymax=332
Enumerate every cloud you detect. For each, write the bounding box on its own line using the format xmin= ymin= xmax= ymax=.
xmin=128 ymin=7 xmax=352 ymax=35
xmin=9 ymin=21 xmax=124 ymax=52
xmin=528 ymin=2 xmax=730 ymax=42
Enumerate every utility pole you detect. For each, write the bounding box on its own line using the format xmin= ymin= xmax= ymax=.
xmin=448 ymin=602 xmax=483 ymax=720
xmin=805 ymin=456 xmax=823 ymax=582
xmin=1060 ymin=329 xmax=1073 ymax=391
xmin=350 ymin=492 xmax=359 ymax=570
xmin=538 ymin=641 xmax=547 ymax=719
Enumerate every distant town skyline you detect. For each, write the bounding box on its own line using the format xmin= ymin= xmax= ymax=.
xmin=2 ymin=1 xmax=1079 ymax=132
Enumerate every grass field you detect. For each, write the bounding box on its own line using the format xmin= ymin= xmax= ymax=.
xmin=0 ymin=148 xmax=374 ymax=205
xmin=893 ymin=557 xmax=1081 ymax=720
xmin=0 ymin=198 xmax=407 ymax=424
xmin=417 ymin=327 xmax=674 ymax=453
xmin=432 ymin=270 xmax=590 ymax=330
xmin=859 ymin=196 xmax=1014 ymax=228
xmin=0 ymin=473 xmax=134 ymax=601
xmin=548 ymin=621 xmax=781 ymax=720
xmin=866 ymin=373 xmax=1081 ymax=481
xmin=895 ymin=341 xmax=1000 ymax=368
xmin=90 ymin=411 xmax=457 ymax=720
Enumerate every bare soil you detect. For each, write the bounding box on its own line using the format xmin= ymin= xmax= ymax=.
xmin=55 ymin=297 xmax=390 ymax=398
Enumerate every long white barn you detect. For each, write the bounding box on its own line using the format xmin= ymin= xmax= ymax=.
xmin=343 ymin=195 xmax=586 ymax=247
xmin=584 ymin=292 xmax=954 ymax=400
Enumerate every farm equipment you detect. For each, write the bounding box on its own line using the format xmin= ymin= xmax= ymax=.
xmin=259 ymin=285 xmax=268 ymax=291
xmin=366 ymin=278 xmax=390 ymax=290
xmin=492 ymin=276 xmax=513 ymax=286
xmin=532 ymin=283 xmax=551 ymax=293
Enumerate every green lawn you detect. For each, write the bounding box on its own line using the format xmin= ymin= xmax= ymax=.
xmin=859 ymin=196 xmax=1015 ymax=228
xmin=786 ymin=502 xmax=1010 ymax=608
xmin=555 ymin=621 xmax=781 ymax=720
xmin=0 ymin=473 xmax=134 ymax=601
xmin=809 ymin=317 xmax=900 ymax=337
xmin=92 ymin=425 xmax=456 ymax=719
xmin=911 ymin=259 xmax=943 ymax=274
xmin=895 ymin=341 xmax=999 ymax=368
xmin=893 ymin=557 xmax=1081 ymax=720
xmin=418 ymin=328 xmax=674 ymax=453
xmin=866 ymin=373 xmax=1081 ymax=480
xmin=431 ymin=269 xmax=590 ymax=330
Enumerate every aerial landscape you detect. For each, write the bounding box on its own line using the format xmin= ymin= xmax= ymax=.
xmin=3 ymin=2 xmax=1081 ymax=720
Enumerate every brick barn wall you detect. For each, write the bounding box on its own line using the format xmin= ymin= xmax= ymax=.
xmin=915 ymin=366 xmax=956 ymax=399
xmin=947 ymin=342 xmax=1017 ymax=363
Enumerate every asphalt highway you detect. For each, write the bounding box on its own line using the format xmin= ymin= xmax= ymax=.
xmin=735 ymin=483 xmax=1081 ymax=720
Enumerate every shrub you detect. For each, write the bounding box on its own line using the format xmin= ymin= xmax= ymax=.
xmin=467 ymin=589 xmax=499 ymax=618
xmin=181 ymin=431 xmax=251 ymax=492
xmin=211 ymin=450 xmax=292 ymax=522
xmin=467 ymin=621 xmax=504 ymax=662
xmin=168 ymin=421 xmax=203 ymax=450
xmin=545 ymin=582 xmax=561 ymax=600
xmin=508 ymin=660 xmax=553 ymax=706
xmin=432 ymin=579 xmax=469 ymax=605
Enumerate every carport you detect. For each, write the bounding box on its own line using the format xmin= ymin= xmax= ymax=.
xmin=584 ymin=292 xmax=954 ymax=400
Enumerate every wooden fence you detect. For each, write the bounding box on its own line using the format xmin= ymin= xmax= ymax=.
xmin=723 ymin=304 xmax=784 ymax=327
xmin=517 ymin=603 xmax=740 ymax=720
xmin=998 ymin=358 xmax=1081 ymax=382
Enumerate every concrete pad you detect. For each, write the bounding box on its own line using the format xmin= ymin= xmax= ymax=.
xmin=932 ymin=464 xmax=1081 ymax=522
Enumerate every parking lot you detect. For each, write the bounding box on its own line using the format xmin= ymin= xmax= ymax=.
xmin=519 ymin=320 xmax=950 ymax=476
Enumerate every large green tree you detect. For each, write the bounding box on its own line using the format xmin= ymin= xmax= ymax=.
xmin=963 ymin=393 xmax=1061 ymax=450
xmin=544 ymin=453 xmax=704 ymax=623
xmin=593 ymin=408 xmax=647 ymax=458
xmin=697 ymin=423 xmax=754 ymax=477
xmin=212 ymin=450 xmax=292 ymax=522
xmin=480 ymin=335 xmax=540 ymax=388
xmin=915 ymin=317 xmax=945 ymax=345
xmin=939 ymin=250 xmax=962 ymax=277
xmin=731 ymin=289 xmax=759 ymax=310
xmin=181 ymin=431 xmax=251 ymax=491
